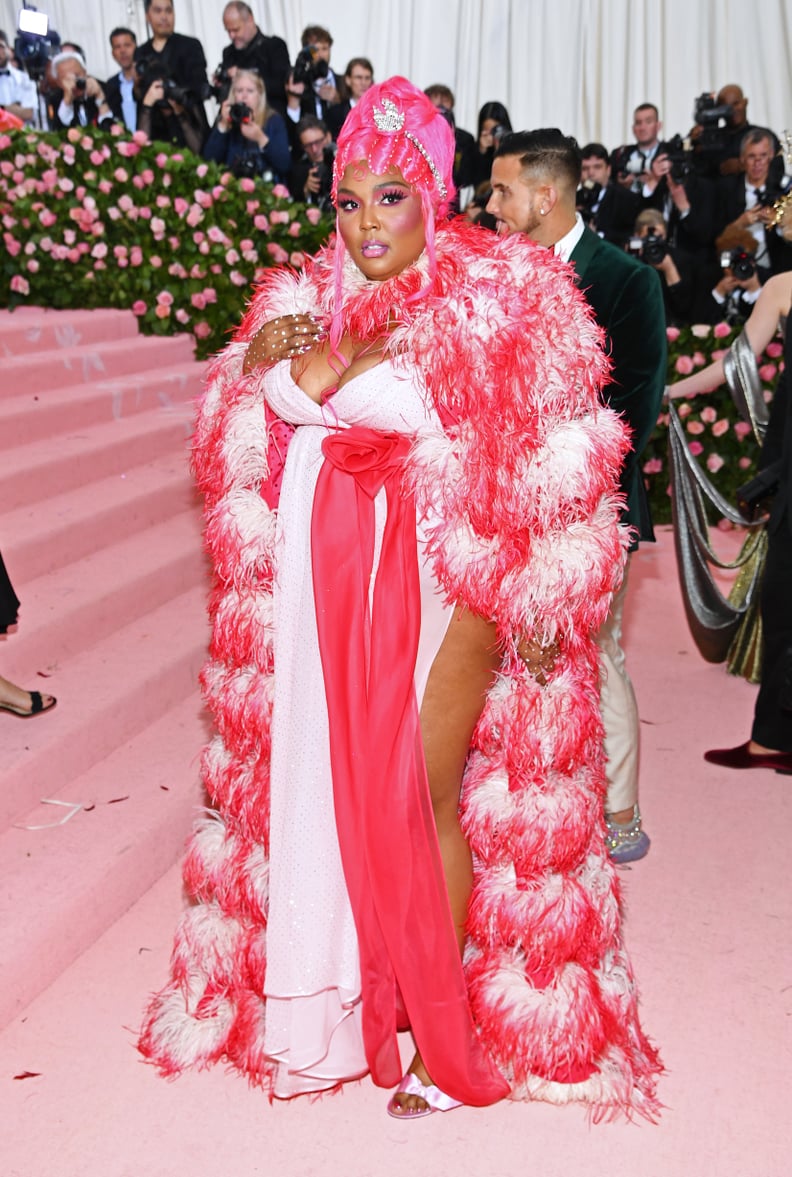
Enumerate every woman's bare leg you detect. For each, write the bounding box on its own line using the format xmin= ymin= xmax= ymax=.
xmin=391 ymin=607 xmax=501 ymax=1113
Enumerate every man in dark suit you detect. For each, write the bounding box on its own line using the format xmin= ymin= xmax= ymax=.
xmin=715 ymin=127 xmax=792 ymax=279
xmin=489 ymin=129 xmax=667 ymax=862
xmin=134 ymin=0 xmax=209 ymax=140
xmin=217 ymin=1 xmax=290 ymax=113
xmin=578 ymin=142 xmax=641 ymax=247
xmin=45 ymin=50 xmax=114 ymax=130
xmin=104 ymin=27 xmax=138 ymax=130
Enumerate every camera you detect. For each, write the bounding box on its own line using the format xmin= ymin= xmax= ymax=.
xmin=231 ymin=155 xmax=261 ymax=180
xmin=293 ymin=45 xmax=329 ymax=88
xmin=628 ymin=231 xmax=667 ymax=266
xmin=664 ymin=133 xmax=692 ymax=184
xmin=694 ymin=92 xmax=732 ymax=127
xmin=575 ymin=179 xmax=602 ymax=222
xmin=74 ymin=75 xmax=87 ymax=93
xmin=611 ymin=145 xmax=644 ymax=180
xmin=229 ymin=101 xmax=252 ymax=129
xmin=161 ymin=78 xmax=188 ymax=106
xmin=720 ymin=248 xmax=756 ymax=281
xmin=209 ymin=63 xmax=232 ymax=103
xmin=14 ymin=4 xmax=61 ymax=79
xmin=490 ymin=124 xmax=506 ymax=146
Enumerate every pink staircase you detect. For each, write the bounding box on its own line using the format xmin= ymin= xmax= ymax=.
xmin=0 ymin=307 xmax=210 ymax=1028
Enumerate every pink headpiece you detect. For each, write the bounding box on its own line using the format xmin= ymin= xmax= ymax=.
xmin=332 ymin=76 xmax=456 ymax=211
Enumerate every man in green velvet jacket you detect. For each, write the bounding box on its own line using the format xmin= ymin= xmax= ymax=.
xmin=489 ymin=129 xmax=667 ymax=863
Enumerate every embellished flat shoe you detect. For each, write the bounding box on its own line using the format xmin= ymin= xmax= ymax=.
xmin=704 ymin=741 xmax=792 ymax=775
xmin=0 ymin=689 xmax=57 ymax=719
xmin=605 ymin=804 xmax=650 ymax=864
xmin=386 ymin=1071 xmax=463 ymax=1119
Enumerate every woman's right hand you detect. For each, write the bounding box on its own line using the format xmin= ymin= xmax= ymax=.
xmin=243 ymin=314 xmax=324 ymax=374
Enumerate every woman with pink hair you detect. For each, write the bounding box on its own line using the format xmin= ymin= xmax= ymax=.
xmin=140 ymin=77 xmax=661 ymax=1120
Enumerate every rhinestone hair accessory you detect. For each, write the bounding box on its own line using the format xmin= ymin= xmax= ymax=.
xmin=371 ymin=96 xmax=448 ymax=200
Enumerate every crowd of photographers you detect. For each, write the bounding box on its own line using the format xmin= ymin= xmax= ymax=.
xmin=2 ymin=1 xmax=791 ymax=329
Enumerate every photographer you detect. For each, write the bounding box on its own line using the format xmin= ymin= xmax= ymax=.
xmin=215 ymin=2 xmax=290 ymax=114
xmin=134 ymin=0 xmax=209 ymax=142
xmin=628 ymin=209 xmax=694 ymax=326
xmin=577 ymin=142 xmax=640 ymax=247
xmin=690 ymin=84 xmax=765 ymax=180
xmin=326 ymin=57 xmax=374 ymax=140
xmin=470 ymin=101 xmax=512 ymax=192
xmin=693 ymin=228 xmax=762 ymax=325
xmin=716 ymin=128 xmax=792 ymax=280
xmin=612 ymin=104 xmax=664 ymax=193
xmin=136 ymin=60 xmax=204 ymax=153
xmin=45 ymin=51 xmax=114 ymax=130
xmin=288 ymin=116 xmax=334 ymax=212
xmin=0 ymin=29 xmax=37 ymax=125
xmin=203 ymin=70 xmax=290 ymax=183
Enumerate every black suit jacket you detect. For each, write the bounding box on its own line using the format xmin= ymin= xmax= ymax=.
xmin=221 ymin=31 xmax=290 ymax=112
xmin=569 ymin=227 xmax=667 ymax=543
xmin=103 ymin=72 xmax=135 ymax=129
xmin=762 ymin=313 xmax=791 ymax=535
xmin=716 ymin=174 xmax=792 ymax=277
xmin=588 ymin=183 xmax=641 ymax=247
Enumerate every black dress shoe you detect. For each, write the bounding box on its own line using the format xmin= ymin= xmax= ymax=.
xmin=704 ymin=741 xmax=792 ymax=775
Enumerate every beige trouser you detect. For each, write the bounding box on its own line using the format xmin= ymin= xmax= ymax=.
xmin=597 ymin=556 xmax=640 ymax=815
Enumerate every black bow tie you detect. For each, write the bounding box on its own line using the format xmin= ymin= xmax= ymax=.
xmin=0 ymin=69 xmax=11 ymax=76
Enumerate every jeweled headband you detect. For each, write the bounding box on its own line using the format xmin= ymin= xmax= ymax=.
xmin=370 ymin=97 xmax=448 ymax=200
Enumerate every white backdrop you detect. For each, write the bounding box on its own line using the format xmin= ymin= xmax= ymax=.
xmin=2 ymin=0 xmax=791 ymax=150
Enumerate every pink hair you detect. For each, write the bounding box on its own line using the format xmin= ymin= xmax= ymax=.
xmin=328 ymin=76 xmax=457 ymax=353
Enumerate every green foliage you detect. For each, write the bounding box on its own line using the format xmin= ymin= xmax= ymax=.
xmin=642 ymin=322 xmax=783 ymax=524
xmin=0 ymin=125 xmax=333 ymax=358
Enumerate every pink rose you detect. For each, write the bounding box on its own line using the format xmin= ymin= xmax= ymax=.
xmin=156 ymin=290 xmax=174 ymax=307
xmin=266 ymin=242 xmax=289 ymax=263
xmin=132 ymin=175 xmax=145 ymax=190
xmin=186 ymin=205 xmax=204 ymax=227
xmin=26 ymin=258 xmax=39 ymax=273
xmin=195 ymin=163 xmax=208 ymax=178
xmin=712 ymin=419 xmax=730 ymax=437
xmin=229 ymin=270 xmax=247 ymax=286
xmin=155 ymin=304 xmax=171 ymax=319
xmin=10 ymin=274 xmax=30 ymax=295
xmin=691 ymin=324 xmax=711 ymax=338
xmin=758 ymin=363 xmax=777 ymax=382
xmin=225 ymin=248 xmax=240 ymax=265
xmin=207 ymin=225 xmax=227 ymax=244
xmin=192 ymin=230 xmax=205 ymax=244
xmin=272 ymin=184 xmax=291 ymax=199
xmin=133 ymin=130 xmax=149 ymax=145
xmin=246 ymin=202 xmax=260 ymax=216
xmin=118 ymin=194 xmax=135 ymax=212
xmin=199 ymin=241 xmax=210 ymax=254
xmin=174 ymin=197 xmax=189 ymax=217
xmin=210 ymin=264 xmax=222 ymax=274
xmin=288 ymin=222 xmax=302 ymax=238
xmin=98 ymin=179 xmax=113 ymax=194
xmin=193 ymin=321 xmax=211 ymax=338
xmin=713 ymin=321 xmax=731 ymax=338
xmin=642 ymin=457 xmax=663 ymax=474
xmin=706 ymin=453 xmax=725 ymax=473
xmin=116 ymin=140 xmax=140 ymax=158
xmin=766 ymin=341 xmax=783 ymax=359
xmin=38 ymin=208 xmax=57 ymax=228
xmin=239 ymin=239 xmax=254 ymax=252
xmin=168 ymin=236 xmax=180 ymax=250
xmin=155 ymin=153 xmax=169 ymax=169
xmin=66 ymin=127 xmax=81 ymax=143
xmin=675 ymin=355 xmax=694 ymax=375
xmin=202 ymin=287 xmax=217 ymax=304
xmin=150 ymin=255 xmax=162 ymax=268
xmin=191 ymin=292 xmax=207 ymax=310
xmin=156 ymin=195 xmax=171 ymax=209
xmin=141 ymin=169 xmax=155 ymax=185
xmin=130 ymin=246 xmax=143 ymax=266
xmin=269 ymin=210 xmax=289 ymax=224
xmin=305 ymin=206 xmax=323 ymax=225
xmin=91 ymin=242 xmax=108 ymax=259
xmin=151 ymin=216 xmax=166 ymax=237
xmin=3 ymin=234 xmax=20 ymax=257
xmin=289 ymin=251 xmax=305 ymax=268
xmin=190 ymin=265 xmax=205 ymax=279
xmin=676 ymin=403 xmax=691 ymax=419
xmin=738 ymin=457 xmax=751 ymax=469
xmin=700 ymin=406 xmax=717 ymax=423
xmin=63 ymin=228 xmax=76 ymax=245
xmin=194 ymin=189 xmax=213 ymax=209
xmin=132 ymin=300 xmax=147 ymax=315
xmin=68 ymin=248 xmax=81 ymax=264
xmin=689 ymin=441 xmax=703 ymax=456
xmin=665 ymin=326 xmax=681 ymax=342
xmin=238 ymin=177 xmax=256 ymax=192
xmin=175 ymin=308 xmax=190 ymax=325
xmin=114 ymin=167 xmax=129 ymax=183
xmin=692 ymin=351 xmax=706 ymax=367
xmin=687 ymin=420 xmax=705 ymax=434
xmin=734 ymin=421 xmax=752 ymax=440
xmin=253 ymin=214 xmax=270 ymax=232
xmin=138 ymin=205 xmax=151 ymax=219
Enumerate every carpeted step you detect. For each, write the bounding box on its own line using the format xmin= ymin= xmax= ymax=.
xmin=1 ymin=584 xmax=208 ymax=828
xmin=0 ymin=401 xmax=195 ymax=512
xmin=0 ymin=306 xmax=140 ymax=356
xmin=0 ymin=360 xmax=204 ymax=448
xmin=2 ymin=458 xmax=201 ymax=585
xmin=1 ymin=510 xmax=209 ymax=682
xmin=0 ymin=692 xmax=207 ymax=1029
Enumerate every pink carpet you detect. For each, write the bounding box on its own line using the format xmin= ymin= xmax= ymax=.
xmin=1 ymin=310 xmax=789 ymax=1176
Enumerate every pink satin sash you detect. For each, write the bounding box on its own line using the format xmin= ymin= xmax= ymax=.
xmin=311 ymin=425 xmax=508 ymax=1106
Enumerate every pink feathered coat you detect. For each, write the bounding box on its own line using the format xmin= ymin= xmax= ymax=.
xmin=139 ymin=218 xmax=661 ymax=1120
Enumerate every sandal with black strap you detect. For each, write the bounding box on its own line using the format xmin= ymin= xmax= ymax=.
xmin=0 ymin=689 xmax=57 ymax=718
